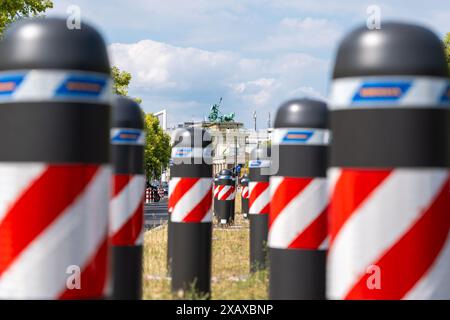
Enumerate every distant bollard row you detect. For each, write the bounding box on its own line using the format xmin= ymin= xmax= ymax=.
xmin=168 ymin=21 xmax=449 ymax=300
xmin=0 ymin=16 xmax=447 ymax=300
xmin=0 ymin=18 xmax=145 ymax=299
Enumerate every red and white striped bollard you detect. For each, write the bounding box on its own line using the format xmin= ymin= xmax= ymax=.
xmin=327 ymin=22 xmax=450 ymax=299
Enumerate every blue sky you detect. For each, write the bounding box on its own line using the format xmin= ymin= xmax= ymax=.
xmin=48 ymin=0 xmax=450 ymax=128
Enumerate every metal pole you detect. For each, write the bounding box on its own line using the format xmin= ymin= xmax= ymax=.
xmin=253 ymin=110 xmax=258 ymax=149
xmin=234 ymin=132 xmax=238 ymax=172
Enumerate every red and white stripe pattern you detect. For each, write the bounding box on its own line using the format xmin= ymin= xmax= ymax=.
xmin=0 ymin=163 xmax=110 ymax=299
xmin=241 ymin=185 xmax=249 ymax=199
xmin=327 ymin=168 xmax=450 ymax=300
xmin=145 ymin=188 xmax=151 ymax=204
xmin=214 ymin=185 xmax=236 ymax=201
xmin=158 ymin=187 xmax=165 ymax=198
xmin=213 ymin=184 xmax=220 ymax=199
xmin=169 ymin=177 xmax=212 ymax=223
xmin=268 ymin=176 xmax=328 ymax=249
xmin=110 ymin=174 xmax=145 ymax=246
xmin=249 ymin=181 xmax=270 ymax=214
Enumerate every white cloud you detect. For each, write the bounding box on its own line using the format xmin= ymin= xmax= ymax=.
xmin=281 ymin=17 xmax=331 ymax=29
xmin=259 ymin=17 xmax=343 ymax=51
xmin=289 ymin=86 xmax=327 ymax=101
xmin=110 ymin=40 xmax=236 ymax=91
xmin=49 ymin=0 xmax=449 ymax=54
xmin=109 ymin=40 xmax=329 ymax=127
xmin=231 ymin=78 xmax=281 ymax=106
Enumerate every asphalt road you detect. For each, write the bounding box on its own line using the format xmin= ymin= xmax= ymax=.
xmin=144 ymin=197 xmax=169 ymax=230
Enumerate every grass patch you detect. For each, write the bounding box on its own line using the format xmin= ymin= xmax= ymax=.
xmin=142 ymin=192 xmax=268 ymax=300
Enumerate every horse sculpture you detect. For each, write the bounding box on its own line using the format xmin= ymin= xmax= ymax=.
xmin=207 ymin=98 xmax=235 ymax=123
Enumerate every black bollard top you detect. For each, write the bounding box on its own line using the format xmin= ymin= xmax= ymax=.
xmin=170 ymin=127 xmax=212 ymax=177
xmin=240 ymin=174 xmax=249 ymax=184
xmin=172 ymin=128 xmax=212 ymax=149
xmin=219 ymin=169 xmax=232 ymax=176
xmin=218 ymin=169 xmax=234 ymax=181
xmin=274 ymin=98 xmax=328 ymax=129
xmin=111 ymin=96 xmax=144 ymax=129
xmin=333 ymin=22 xmax=448 ymax=79
xmin=0 ymin=17 xmax=110 ymax=73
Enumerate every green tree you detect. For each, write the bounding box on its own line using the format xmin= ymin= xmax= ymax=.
xmin=0 ymin=0 xmax=53 ymax=35
xmin=111 ymin=66 xmax=142 ymax=103
xmin=111 ymin=66 xmax=132 ymax=96
xmin=144 ymin=114 xmax=171 ymax=181
xmin=444 ymin=32 xmax=450 ymax=76
xmin=112 ymin=66 xmax=171 ymax=181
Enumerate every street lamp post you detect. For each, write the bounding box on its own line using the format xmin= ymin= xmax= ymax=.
xmin=253 ymin=110 xmax=258 ymax=148
xmin=234 ymin=129 xmax=238 ymax=174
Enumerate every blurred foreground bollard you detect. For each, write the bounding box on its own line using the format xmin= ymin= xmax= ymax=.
xmin=269 ymin=99 xmax=329 ymax=300
xmin=0 ymin=18 xmax=111 ymax=299
xmin=214 ymin=169 xmax=236 ymax=226
xmin=169 ymin=128 xmax=213 ymax=297
xmin=248 ymin=147 xmax=271 ymax=272
xmin=110 ymin=96 xmax=145 ymax=300
xmin=240 ymin=174 xmax=250 ymax=219
xmin=328 ymin=22 xmax=450 ymax=300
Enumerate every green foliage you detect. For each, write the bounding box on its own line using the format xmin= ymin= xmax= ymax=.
xmin=0 ymin=0 xmax=53 ymax=35
xmin=111 ymin=66 xmax=132 ymax=96
xmin=144 ymin=114 xmax=171 ymax=180
xmin=444 ymin=33 xmax=450 ymax=76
